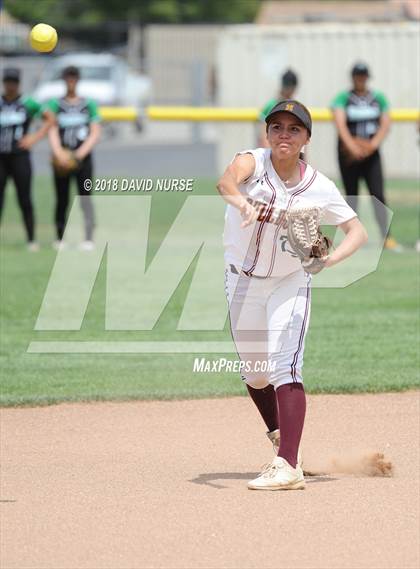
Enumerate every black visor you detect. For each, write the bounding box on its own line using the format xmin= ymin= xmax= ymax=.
xmin=265 ymin=100 xmax=312 ymax=135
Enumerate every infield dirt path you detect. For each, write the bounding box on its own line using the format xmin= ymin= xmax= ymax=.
xmin=1 ymin=392 xmax=419 ymax=569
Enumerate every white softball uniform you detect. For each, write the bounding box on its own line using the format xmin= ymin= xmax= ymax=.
xmin=224 ymin=148 xmax=356 ymax=389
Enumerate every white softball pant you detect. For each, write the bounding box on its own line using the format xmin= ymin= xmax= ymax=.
xmin=225 ymin=266 xmax=312 ymax=390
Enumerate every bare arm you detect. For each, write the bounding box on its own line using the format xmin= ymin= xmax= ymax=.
xmin=332 ymin=108 xmax=365 ymax=160
xmin=74 ymin=122 xmax=101 ymax=160
xmin=216 ymin=153 xmax=258 ymax=227
xmin=48 ymin=124 xmax=65 ymax=157
xmin=18 ymin=110 xmax=55 ymax=150
xmin=324 ymin=217 xmax=368 ymax=268
xmin=369 ymin=112 xmax=391 ymax=151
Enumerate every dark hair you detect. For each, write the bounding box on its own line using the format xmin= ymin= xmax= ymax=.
xmin=3 ymin=68 xmax=20 ymax=82
xmin=281 ymin=69 xmax=298 ymax=88
xmin=351 ymin=62 xmax=369 ymax=77
xmin=62 ymin=66 xmax=80 ymax=79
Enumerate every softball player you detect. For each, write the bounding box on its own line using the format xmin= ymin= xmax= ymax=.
xmin=0 ymin=68 xmax=53 ymax=250
xmin=332 ymin=63 xmax=400 ymax=251
xmin=46 ymin=66 xmax=101 ymax=250
xmin=217 ymin=100 xmax=368 ymax=490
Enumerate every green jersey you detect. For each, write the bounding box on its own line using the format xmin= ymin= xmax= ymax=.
xmin=331 ymin=89 xmax=389 ymax=139
xmin=259 ymin=98 xmax=278 ymax=122
xmin=46 ymin=97 xmax=101 ymax=150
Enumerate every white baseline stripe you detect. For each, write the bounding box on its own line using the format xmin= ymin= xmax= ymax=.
xmin=27 ymin=341 xmax=271 ymax=354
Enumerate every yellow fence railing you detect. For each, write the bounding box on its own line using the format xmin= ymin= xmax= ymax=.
xmin=99 ymin=106 xmax=420 ymax=123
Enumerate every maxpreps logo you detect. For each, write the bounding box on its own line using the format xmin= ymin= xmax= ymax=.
xmin=29 ymin=195 xmax=231 ymax=355
xmin=193 ymin=358 xmax=276 ymax=373
xmin=28 ymin=195 xmax=390 ymax=354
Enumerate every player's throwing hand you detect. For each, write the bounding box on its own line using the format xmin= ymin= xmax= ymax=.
xmin=239 ymin=199 xmax=258 ymax=227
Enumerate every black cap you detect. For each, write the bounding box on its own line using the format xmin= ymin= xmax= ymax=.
xmin=265 ymin=100 xmax=312 ymax=135
xmin=3 ymin=68 xmax=20 ymax=82
xmin=62 ymin=66 xmax=80 ymax=79
xmin=281 ymin=69 xmax=298 ymax=88
xmin=351 ymin=62 xmax=370 ymax=77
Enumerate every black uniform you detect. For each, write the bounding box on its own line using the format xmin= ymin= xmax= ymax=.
xmin=0 ymin=95 xmax=41 ymax=242
xmin=47 ymin=96 xmax=101 ymax=241
xmin=331 ymin=89 xmax=390 ymax=238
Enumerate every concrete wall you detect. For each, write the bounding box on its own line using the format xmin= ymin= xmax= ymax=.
xmin=145 ymin=25 xmax=224 ymax=104
xmin=217 ymin=23 xmax=420 ymax=178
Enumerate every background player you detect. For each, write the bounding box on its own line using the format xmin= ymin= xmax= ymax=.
xmin=0 ymin=68 xmax=54 ymax=250
xmin=258 ymin=69 xmax=299 ymax=147
xmin=217 ymin=100 xmax=368 ymax=490
xmin=46 ymin=65 xmax=101 ymax=250
xmin=331 ymin=62 xmax=401 ymax=251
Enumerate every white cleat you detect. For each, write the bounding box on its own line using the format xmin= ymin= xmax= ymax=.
xmin=79 ymin=240 xmax=95 ymax=251
xmin=52 ymin=240 xmax=67 ymax=251
xmin=248 ymin=456 xmax=305 ymax=491
xmin=266 ymin=429 xmax=303 ymax=468
xmin=27 ymin=241 xmax=40 ymax=252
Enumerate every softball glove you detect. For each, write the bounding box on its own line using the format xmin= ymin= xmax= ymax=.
xmin=52 ymin=149 xmax=81 ymax=177
xmin=287 ymin=207 xmax=332 ymax=274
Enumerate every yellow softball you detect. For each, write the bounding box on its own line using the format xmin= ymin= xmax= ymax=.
xmin=29 ymin=23 xmax=58 ymax=53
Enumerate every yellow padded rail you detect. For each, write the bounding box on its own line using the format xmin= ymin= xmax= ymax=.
xmin=99 ymin=106 xmax=420 ymax=122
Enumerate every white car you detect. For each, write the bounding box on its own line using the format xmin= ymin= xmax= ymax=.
xmin=33 ymin=52 xmax=152 ymax=109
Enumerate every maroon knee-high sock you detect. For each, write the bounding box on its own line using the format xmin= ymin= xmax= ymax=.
xmin=246 ymin=384 xmax=278 ymax=433
xmin=276 ymin=383 xmax=306 ymax=468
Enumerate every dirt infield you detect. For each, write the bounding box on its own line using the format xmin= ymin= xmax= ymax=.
xmin=1 ymin=392 xmax=419 ymax=569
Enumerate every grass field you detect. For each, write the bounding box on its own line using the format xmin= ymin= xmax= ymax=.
xmin=0 ymin=176 xmax=419 ymax=406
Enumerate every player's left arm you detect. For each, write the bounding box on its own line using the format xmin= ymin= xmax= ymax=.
xmin=17 ymin=98 xmax=55 ymax=150
xmin=324 ymin=217 xmax=368 ymax=268
xmin=369 ymin=92 xmax=391 ymax=152
xmin=73 ymin=100 xmax=102 ymax=161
